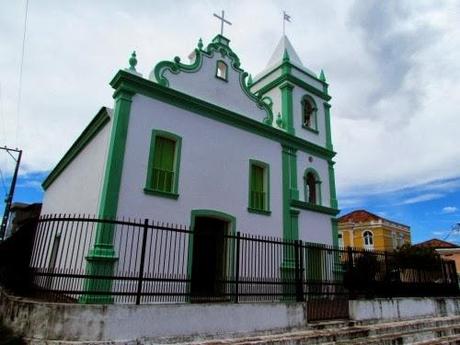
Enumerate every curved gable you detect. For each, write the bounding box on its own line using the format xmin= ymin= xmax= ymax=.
xmin=150 ymin=35 xmax=273 ymax=124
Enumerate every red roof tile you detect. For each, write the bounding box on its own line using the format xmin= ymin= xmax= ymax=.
xmin=338 ymin=209 xmax=409 ymax=229
xmin=414 ymin=238 xmax=459 ymax=249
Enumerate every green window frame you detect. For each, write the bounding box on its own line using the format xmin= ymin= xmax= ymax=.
xmin=301 ymin=95 xmax=319 ymax=134
xmin=144 ymin=129 xmax=182 ymax=199
xmin=248 ymin=159 xmax=271 ymax=215
xmin=215 ymin=60 xmax=228 ymax=81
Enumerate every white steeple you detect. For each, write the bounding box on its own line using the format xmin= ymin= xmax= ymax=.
xmin=254 ymin=35 xmax=316 ymax=81
xmin=267 ymin=35 xmax=304 ymax=68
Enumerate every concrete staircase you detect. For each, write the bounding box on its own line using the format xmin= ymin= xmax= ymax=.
xmin=169 ymin=316 xmax=460 ymax=345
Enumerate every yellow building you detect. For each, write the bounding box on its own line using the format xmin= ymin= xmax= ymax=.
xmin=338 ymin=210 xmax=411 ymax=251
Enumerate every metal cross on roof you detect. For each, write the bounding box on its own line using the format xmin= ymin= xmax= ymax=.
xmin=213 ymin=10 xmax=232 ymax=36
xmin=283 ymin=11 xmax=291 ymax=35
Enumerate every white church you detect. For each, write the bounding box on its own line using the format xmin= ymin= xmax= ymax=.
xmin=39 ymin=23 xmax=339 ymax=280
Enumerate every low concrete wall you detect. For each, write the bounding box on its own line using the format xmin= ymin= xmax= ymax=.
xmin=4 ymin=288 xmax=460 ymax=343
xmin=349 ymin=297 xmax=460 ymax=322
xmin=0 ymin=289 xmax=306 ymax=342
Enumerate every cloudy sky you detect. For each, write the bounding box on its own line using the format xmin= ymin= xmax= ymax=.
xmin=1 ymin=0 xmax=459 ymax=242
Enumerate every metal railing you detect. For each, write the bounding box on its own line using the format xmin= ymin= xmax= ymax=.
xmin=23 ymin=215 xmax=459 ymax=306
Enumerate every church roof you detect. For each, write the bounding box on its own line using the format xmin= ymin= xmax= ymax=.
xmin=254 ymin=35 xmax=316 ymax=81
xmin=414 ymin=238 xmax=459 ymax=249
xmin=338 ymin=209 xmax=409 ymax=229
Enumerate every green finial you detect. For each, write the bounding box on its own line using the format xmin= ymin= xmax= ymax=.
xmin=128 ymin=51 xmax=137 ymax=71
xmin=276 ymin=113 xmax=284 ymax=128
xmin=282 ymin=49 xmax=290 ymax=62
xmin=247 ymin=74 xmax=253 ymax=87
xmin=198 ymin=38 xmax=203 ymax=50
xmin=319 ymin=69 xmax=326 ymax=82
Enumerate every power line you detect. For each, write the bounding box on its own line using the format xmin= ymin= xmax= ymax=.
xmin=0 ymin=83 xmax=5 ymax=144
xmin=443 ymin=223 xmax=460 ymax=241
xmin=15 ymin=0 xmax=30 ymax=146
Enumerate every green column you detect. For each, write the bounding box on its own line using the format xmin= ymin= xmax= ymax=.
xmin=282 ymin=146 xmax=292 ymax=244
xmin=328 ymin=160 xmax=338 ymax=209
xmin=80 ymin=89 xmax=134 ymax=304
xmin=281 ymin=145 xmax=299 ymax=244
xmin=280 ymin=83 xmax=295 ymax=135
xmin=281 ymin=145 xmax=300 ymax=299
xmin=324 ymin=102 xmax=333 ymax=151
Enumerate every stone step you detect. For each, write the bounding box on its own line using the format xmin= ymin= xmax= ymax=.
xmin=174 ymin=316 xmax=460 ymax=345
xmin=336 ymin=318 xmax=460 ymax=344
xmin=411 ymin=333 xmax=460 ymax=345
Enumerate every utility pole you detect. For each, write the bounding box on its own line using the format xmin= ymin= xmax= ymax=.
xmin=0 ymin=146 xmax=22 ymax=240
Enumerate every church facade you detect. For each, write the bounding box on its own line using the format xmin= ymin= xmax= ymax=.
xmin=41 ymin=33 xmax=339 ymax=250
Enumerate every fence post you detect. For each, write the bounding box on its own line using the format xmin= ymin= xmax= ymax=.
xmin=347 ymin=246 xmax=354 ymax=298
xmin=449 ymin=261 xmax=459 ymax=293
xmin=136 ymin=218 xmax=149 ymax=305
xmin=294 ymin=240 xmax=304 ymax=302
xmin=298 ymin=240 xmax=305 ymax=302
xmin=235 ymin=231 xmax=240 ymax=303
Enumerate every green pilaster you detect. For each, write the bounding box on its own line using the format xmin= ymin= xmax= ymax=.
xmin=331 ymin=218 xmax=339 ymax=247
xmin=281 ymin=144 xmax=299 ymax=275
xmin=282 ymin=146 xmax=292 ymax=243
xmin=280 ymin=83 xmax=294 ymax=135
xmin=324 ymin=102 xmax=333 ymax=151
xmin=331 ymin=217 xmax=343 ymax=281
xmin=290 ymin=209 xmax=300 ymax=242
xmin=80 ymin=89 xmax=134 ymax=304
xmin=289 ymin=149 xmax=299 ymax=200
xmin=328 ymin=160 xmax=338 ymax=209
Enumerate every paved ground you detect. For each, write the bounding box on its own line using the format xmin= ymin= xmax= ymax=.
xmin=0 ymin=321 xmax=25 ymax=345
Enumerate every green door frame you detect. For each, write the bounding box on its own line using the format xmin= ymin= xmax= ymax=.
xmin=187 ymin=209 xmax=236 ymax=300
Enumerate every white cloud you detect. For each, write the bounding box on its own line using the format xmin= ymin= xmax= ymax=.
xmin=400 ymin=193 xmax=444 ymax=205
xmin=0 ymin=0 xmax=459 ymax=199
xmin=442 ymin=206 xmax=458 ymax=214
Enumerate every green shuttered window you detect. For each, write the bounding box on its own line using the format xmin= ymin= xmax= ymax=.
xmin=145 ymin=130 xmax=182 ymax=199
xmin=248 ymin=160 xmax=270 ymax=215
xmin=152 ymin=137 xmax=175 ymax=192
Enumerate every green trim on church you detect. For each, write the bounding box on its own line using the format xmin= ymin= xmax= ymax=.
xmin=42 ymin=107 xmax=111 ymax=190
xmin=153 ymin=35 xmax=274 ymax=123
xmin=187 ymin=209 xmax=237 ymax=299
xmin=80 ymin=90 xmax=133 ymax=304
xmin=110 ymin=70 xmax=336 ymax=160
xmin=248 ymin=159 xmax=271 ymax=216
xmin=144 ymin=129 xmax=182 ymax=200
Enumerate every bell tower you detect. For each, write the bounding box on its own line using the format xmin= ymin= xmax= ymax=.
xmin=250 ymin=35 xmax=338 ymax=246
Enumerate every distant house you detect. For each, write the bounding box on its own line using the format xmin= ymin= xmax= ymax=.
xmin=4 ymin=202 xmax=42 ymax=239
xmin=337 ymin=210 xmax=411 ymax=251
xmin=415 ymin=238 xmax=460 ymax=273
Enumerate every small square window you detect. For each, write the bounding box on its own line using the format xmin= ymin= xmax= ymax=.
xmin=216 ymin=60 xmax=228 ymax=80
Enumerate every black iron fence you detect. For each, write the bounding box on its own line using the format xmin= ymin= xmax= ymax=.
xmin=20 ymin=215 xmax=459 ymax=307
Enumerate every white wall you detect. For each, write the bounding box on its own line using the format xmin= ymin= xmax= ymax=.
xmin=291 ymin=68 xmax=323 ymax=90
xmin=349 ymin=298 xmax=460 ymax=322
xmin=297 ymin=210 xmax=332 ymax=245
xmin=41 ymin=115 xmax=112 ymax=216
xmin=163 ymin=52 xmax=269 ymax=124
xmin=0 ymin=289 xmax=307 ymax=342
xmin=251 ymin=68 xmax=282 ymax=91
xmin=117 ymin=94 xmax=284 ymax=238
